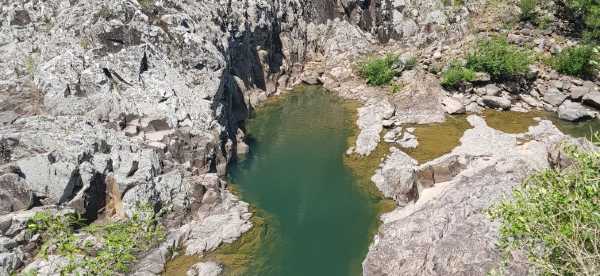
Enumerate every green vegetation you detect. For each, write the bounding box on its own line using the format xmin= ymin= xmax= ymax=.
xmin=519 ymin=0 xmax=538 ymax=21
xmin=358 ymin=54 xmax=399 ymax=86
xmin=466 ymin=37 xmax=533 ymax=80
xmin=24 ymin=205 xmax=165 ymax=275
xmin=563 ymin=0 xmax=600 ymax=42
xmin=551 ymin=44 xmax=600 ymax=77
xmin=490 ymin=143 xmax=600 ymax=275
xmin=440 ymin=62 xmax=476 ymax=89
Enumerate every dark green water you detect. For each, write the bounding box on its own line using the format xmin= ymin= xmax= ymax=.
xmin=228 ymin=86 xmax=378 ymax=276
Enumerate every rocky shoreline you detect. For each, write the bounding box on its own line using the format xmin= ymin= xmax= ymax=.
xmin=1 ymin=0 xmax=599 ymax=275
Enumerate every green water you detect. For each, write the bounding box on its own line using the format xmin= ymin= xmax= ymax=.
xmin=228 ymin=86 xmax=379 ymax=276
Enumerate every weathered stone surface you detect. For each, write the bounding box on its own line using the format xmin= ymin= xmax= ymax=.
xmin=582 ymin=91 xmax=600 ymax=109
xmin=558 ymin=100 xmax=598 ymax=122
xmin=0 ymin=174 xmax=33 ymax=215
xmin=543 ymin=88 xmax=568 ymax=106
xmin=392 ymin=72 xmax=446 ymax=124
xmin=371 ymin=148 xmax=418 ymax=205
xmin=481 ymin=96 xmax=511 ymax=110
xmin=355 ymin=99 xmax=395 ymax=156
xmin=441 ymin=96 xmax=465 ymax=114
xmin=364 ymin=115 xmax=576 ymax=276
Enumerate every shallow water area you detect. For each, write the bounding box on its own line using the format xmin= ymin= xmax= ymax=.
xmin=401 ymin=110 xmax=600 ymax=164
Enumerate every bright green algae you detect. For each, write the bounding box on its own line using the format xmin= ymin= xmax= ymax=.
xmin=223 ymin=86 xmax=383 ymax=276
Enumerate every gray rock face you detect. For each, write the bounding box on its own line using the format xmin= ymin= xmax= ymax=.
xmin=582 ymin=91 xmax=600 ymax=109
xmin=543 ymin=88 xmax=568 ymax=106
xmin=364 ymin=115 xmax=577 ymax=276
xmin=0 ymin=174 xmax=33 ymax=215
xmin=355 ymin=99 xmax=395 ymax=156
xmin=393 ymin=72 xmax=446 ymax=124
xmin=441 ymin=96 xmax=465 ymax=114
xmin=371 ymin=148 xmax=418 ymax=205
xmin=558 ymin=100 xmax=598 ymax=122
xmin=481 ymin=95 xmax=511 ymax=110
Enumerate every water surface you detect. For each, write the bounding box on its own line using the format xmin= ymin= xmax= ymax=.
xmin=227 ymin=86 xmax=380 ymax=275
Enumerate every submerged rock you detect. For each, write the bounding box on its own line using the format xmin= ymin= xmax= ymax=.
xmin=187 ymin=262 xmax=223 ymax=276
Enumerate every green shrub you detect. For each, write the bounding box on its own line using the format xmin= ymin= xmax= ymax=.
xmin=519 ymin=0 xmax=538 ymax=21
xmin=564 ymin=0 xmax=600 ymax=42
xmin=358 ymin=54 xmax=400 ymax=86
xmin=441 ymin=63 xmax=476 ymax=89
xmin=490 ymin=143 xmax=600 ymax=275
xmin=466 ymin=37 xmax=533 ymax=80
xmin=25 ymin=205 xmax=165 ymax=276
xmin=551 ymin=45 xmax=599 ymax=77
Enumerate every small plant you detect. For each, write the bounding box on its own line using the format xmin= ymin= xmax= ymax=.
xmin=440 ymin=62 xmax=476 ymax=89
xmin=390 ymin=83 xmax=403 ymax=94
xmin=138 ymin=0 xmax=154 ymax=9
xmin=519 ymin=0 xmax=538 ymax=21
xmin=489 ymin=142 xmax=600 ymax=275
xmin=358 ymin=54 xmax=400 ymax=86
xmin=466 ymin=37 xmax=533 ymax=80
xmin=551 ymin=45 xmax=599 ymax=77
xmin=25 ymin=205 xmax=166 ymax=275
xmin=403 ymin=56 xmax=418 ymax=70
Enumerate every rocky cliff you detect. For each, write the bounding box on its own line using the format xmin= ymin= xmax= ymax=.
xmin=0 ymin=0 xmax=485 ymax=274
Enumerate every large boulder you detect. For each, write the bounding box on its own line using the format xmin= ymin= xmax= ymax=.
xmin=481 ymin=96 xmax=511 ymax=110
xmin=582 ymin=91 xmax=600 ymax=109
xmin=558 ymin=100 xmax=598 ymax=122
xmin=0 ymin=174 xmax=33 ymax=215
xmin=543 ymin=88 xmax=568 ymax=107
xmin=441 ymin=96 xmax=466 ymax=114
xmin=371 ymin=148 xmax=418 ymax=205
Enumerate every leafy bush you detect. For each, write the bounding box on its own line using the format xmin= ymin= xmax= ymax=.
xmin=519 ymin=0 xmax=538 ymax=21
xmin=490 ymin=144 xmax=600 ymax=275
xmin=466 ymin=37 xmax=533 ymax=80
xmin=358 ymin=54 xmax=400 ymax=86
xmin=441 ymin=63 xmax=476 ymax=89
xmin=25 ymin=205 xmax=165 ymax=275
xmin=551 ymin=45 xmax=599 ymax=77
xmin=563 ymin=0 xmax=600 ymax=42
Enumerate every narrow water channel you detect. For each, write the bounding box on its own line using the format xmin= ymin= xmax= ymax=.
xmin=228 ymin=86 xmax=379 ymax=275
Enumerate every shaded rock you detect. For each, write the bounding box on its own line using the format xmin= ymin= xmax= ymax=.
xmin=582 ymin=91 xmax=600 ymax=109
xmin=0 ymin=174 xmax=33 ymax=215
xmin=569 ymin=85 xmax=590 ymax=101
xmin=558 ymin=100 xmax=598 ymax=122
xmin=519 ymin=94 xmax=542 ymax=108
xmin=481 ymin=96 xmax=511 ymax=110
xmin=543 ymin=88 xmax=568 ymax=106
xmin=301 ymin=71 xmax=321 ymax=85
